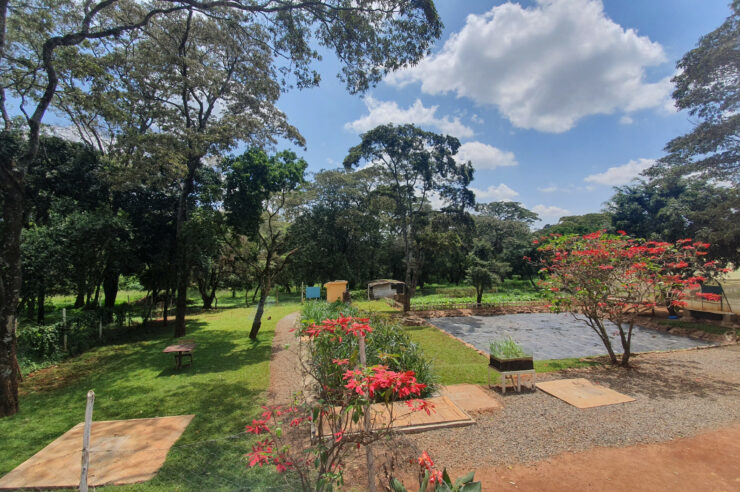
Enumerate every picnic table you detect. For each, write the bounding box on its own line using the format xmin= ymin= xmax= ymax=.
xmin=163 ymin=340 xmax=197 ymax=369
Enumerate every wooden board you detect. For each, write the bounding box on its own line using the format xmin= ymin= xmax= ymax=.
xmin=323 ymin=396 xmax=474 ymax=436
xmin=536 ymin=378 xmax=635 ymax=409
xmin=439 ymin=384 xmax=503 ymax=413
xmin=0 ymin=415 xmax=194 ymax=490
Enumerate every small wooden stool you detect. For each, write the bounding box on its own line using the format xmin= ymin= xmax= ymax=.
xmin=488 ymin=367 xmax=536 ymax=394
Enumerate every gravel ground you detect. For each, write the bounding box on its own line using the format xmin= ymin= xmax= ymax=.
xmin=402 ymin=344 xmax=740 ymax=468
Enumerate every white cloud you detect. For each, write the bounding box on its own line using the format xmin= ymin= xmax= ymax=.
xmin=345 ymin=97 xmax=474 ymax=138
xmin=619 ymin=115 xmax=633 ymax=125
xmin=471 ymin=184 xmax=519 ymax=202
xmin=538 ymin=185 xmax=561 ymax=193
xmin=584 ymin=158 xmax=654 ymax=185
xmin=456 ymin=141 xmax=517 ymax=170
xmin=387 ymin=0 xmax=671 ymax=133
xmin=532 ymin=204 xmax=571 ymax=219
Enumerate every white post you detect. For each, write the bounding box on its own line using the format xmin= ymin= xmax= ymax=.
xmin=80 ymin=390 xmax=95 ymax=492
xmin=63 ymin=308 xmax=67 ymax=352
xmin=358 ymin=336 xmax=376 ymax=492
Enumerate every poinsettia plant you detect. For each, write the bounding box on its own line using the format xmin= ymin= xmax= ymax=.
xmin=389 ymin=451 xmax=482 ymax=492
xmin=534 ymin=230 xmax=727 ymax=366
xmin=246 ymin=315 xmax=436 ymax=491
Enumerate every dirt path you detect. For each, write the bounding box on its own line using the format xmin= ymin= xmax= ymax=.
xmin=267 ymin=312 xmax=302 ymax=405
xmin=467 ymin=423 xmax=740 ymax=491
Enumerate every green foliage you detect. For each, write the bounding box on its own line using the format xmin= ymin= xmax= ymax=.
xmin=300 ymin=302 xmax=437 ymax=402
xmin=609 ymin=176 xmax=740 ymax=263
xmin=3 ymin=304 xmax=300 ymax=489
xmin=17 ymin=305 xmax=133 ymax=372
xmin=646 ymin=1 xmax=740 ymax=183
xmin=223 ymin=148 xmax=307 ymax=237
xmin=540 ymin=213 xmax=613 ymax=236
xmin=410 ymin=291 xmax=542 ymax=308
xmin=344 ymin=123 xmax=475 ymax=306
xmin=391 ymin=467 xmax=481 ymax=491
xmin=489 ymin=336 xmax=529 ymax=359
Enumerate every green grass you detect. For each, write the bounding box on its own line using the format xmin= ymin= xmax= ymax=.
xmin=353 ymin=299 xmax=400 ymax=314
xmin=409 ymin=280 xmax=544 ymax=309
xmin=1 ymin=303 xmax=302 ymax=491
xmin=403 ymin=323 xmax=598 ymax=385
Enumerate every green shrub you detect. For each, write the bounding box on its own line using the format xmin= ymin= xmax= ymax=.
xmin=300 ymin=303 xmax=438 ymax=403
xmin=301 ymin=300 xmax=358 ymax=324
xmin=489 ymin=336 xmax=529 ymax=359
xmin=17 ymin=304 xmax=134 ymax=373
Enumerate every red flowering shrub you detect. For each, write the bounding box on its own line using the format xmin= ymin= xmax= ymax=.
xmin=247 ymin=315 xmax=437 ymax=490
xmin=536 ymin=231 xmax=726 ymax=366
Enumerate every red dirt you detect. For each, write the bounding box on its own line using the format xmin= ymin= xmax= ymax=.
xmin=460 ymin=423 xmax=740 ymax=491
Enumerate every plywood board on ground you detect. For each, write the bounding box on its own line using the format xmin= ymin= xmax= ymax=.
xmin=324 ymin=396 xmax=473 ymax=435
xmin=536 ymin=378 xmax=635 ymax=409
xmin=439 ymin=384 xmax=502 ymax=414
xmin=0 ymin=415 xmax=194 ymax=490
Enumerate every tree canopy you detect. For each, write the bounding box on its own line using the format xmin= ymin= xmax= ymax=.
xmin=646 ymin=1 xmax=740 ymax=183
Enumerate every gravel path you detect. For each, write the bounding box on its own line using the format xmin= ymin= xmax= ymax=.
xmin=266 ymin=312 xmax=302 ymax=405
xmin=403 ymin=344 xmax=740 ymax=468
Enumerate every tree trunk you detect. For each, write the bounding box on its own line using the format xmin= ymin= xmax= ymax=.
xmin=92 ymin=281 xmax=101 ymax=308
xmin=102 ymin=268 xmax=119 ymax=323
xmin=476 ymin=287 xmax=483 ymax=306
xmin=173 ymin=162 xmax=198 ymax=338
xmin=0 ymin=155 xmax=23 ymax=417
xmin=250 ymin=286 xmax=268 ymax=340
xmin=163 ymin=289 xmax=171 ymax=326
xmin=74 ymin=287 xmax=85 ymax=309
xmin=36 ymin=284 xmax=45 ymax=325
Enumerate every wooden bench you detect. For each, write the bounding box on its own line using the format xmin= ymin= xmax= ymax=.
xmin=163 ymin=340 xmax=197 ymax=369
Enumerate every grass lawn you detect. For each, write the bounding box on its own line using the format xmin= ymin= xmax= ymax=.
xmin=1 ymin=303 xmax=302 ymax=491
xmin=403 ymin=323 xmax=598 ymax=386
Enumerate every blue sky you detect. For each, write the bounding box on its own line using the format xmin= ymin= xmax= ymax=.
xmin=275 ymin=0 xmax=732 ymax=225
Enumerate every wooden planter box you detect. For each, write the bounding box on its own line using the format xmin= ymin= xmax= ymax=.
xmin=489 ymin=355 xmax=534 ymax=372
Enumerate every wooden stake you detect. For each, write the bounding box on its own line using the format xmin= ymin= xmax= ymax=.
xmin=63 ymin=308 xmax=68 ymax=352
xmin=80 ymin=390 xmax=95 ymax=492
xmin=358 ymin=336 xmax=376 ymax=492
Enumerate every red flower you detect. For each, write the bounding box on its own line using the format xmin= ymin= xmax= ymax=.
xmin=617 ymin=230 xmax=627 ymax=235
xmin=246 ymin=419 xmax=269 ymax=434
xmin=429 ymin=469 xmax=444 ymax=485
xmin=417 ymin=451 xmax=434 ymax=470
xmin=406 ymin=399 xmax=435 ymax=415
xmin=332 ymin=358 xmax=349 ymax=366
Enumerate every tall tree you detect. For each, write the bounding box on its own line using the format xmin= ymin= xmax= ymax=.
xmin=466 ymin=239 xmax=510 ymax=306
xmin=223 ymin=148 xmax=306 ymax=339
xmin=476 ymin=201 xmax=539 ymax=283
xmin=287 ymin=168 xmax=395 ymax=287
xmin=0 ymin=0 xmax=442 ymax=415
xmin=645 ymin=1 xmax=739 ymax=183
xmin=343 ymin=124 xmax=474 ymax=310
xmin=608 ymin=176 xmax=740 ymax=263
